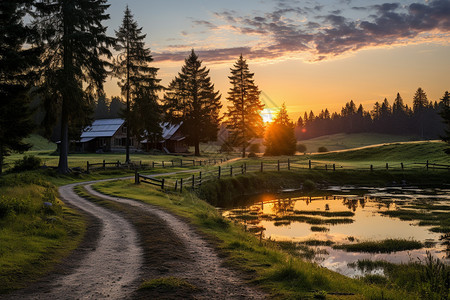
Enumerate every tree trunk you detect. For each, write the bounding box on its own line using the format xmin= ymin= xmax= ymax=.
xmin=194 ymin=142 xmax=200 ymax=156
xmin=57 ymin=107 xmax=70 ymax=174
xmin=242 ymin=145 xmax=246 ymax=158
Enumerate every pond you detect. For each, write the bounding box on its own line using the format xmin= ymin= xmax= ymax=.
xmin=221 ymin=186 xmax=450 ymax=277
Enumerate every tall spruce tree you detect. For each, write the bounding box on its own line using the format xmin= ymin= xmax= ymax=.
xmin=113 ymin=6 xmax=162 ymax=161
xmin=37 ymin=0 xmax=114 ymax=173
xmin=163 ymin=50 xmax=222 ymax=156
xmin=439 ymin=91 xmax=450 ymax=154
xmin=0 ymin=1 xmax=39 ymax=174
xmin=225 ymin=55 xmax=264 ymax=157
xmin=264 ymin=103 xmax=296 ymax=156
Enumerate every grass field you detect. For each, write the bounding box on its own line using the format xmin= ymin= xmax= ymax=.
xmin=297 ymin=132 xmax=426 ymax=153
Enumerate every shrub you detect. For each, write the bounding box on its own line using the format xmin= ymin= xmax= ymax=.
xmin=303 ymin=180 xmax=316 ymax=191
xmin=317 ymin=146 xmax=328 ymax=153
xmin=12 ymin=155 xmax=41 ymax=172
xmin=248 ymin=152 xmax=257 ymax=158
xmin=220 ymin=142 xmax=233 ymax=153
xmin=296 ymin=143 xmax=307 ymax=153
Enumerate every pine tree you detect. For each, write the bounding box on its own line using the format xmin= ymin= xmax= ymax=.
xmin=225 ymin=55 xmax=264 ymax=157
xmin=393 ymin=93 xmax=406 ymax=114
xmin=37 ymin=0 xmax=114 ymax=173
xmin=413 ymin=87 xmax=429 ymax=112
xmin=264 ymin=103 xmax=296 ymax=156
xmin=439 ymin=91 xmax=450 ymax=154
xmin=94 ymin=95 xmax=109 ymax=119
xmin=0 ymin=1 xmax=39 ymax=174
xmin=109 ymin=96 xmax=126 ymax=118
xmin=113 ymin=6 xmax=162 ymax=161
xmin=163 ymin=50 xmax=222 ymax=156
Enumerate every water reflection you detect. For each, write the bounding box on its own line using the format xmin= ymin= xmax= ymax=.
xmin=222 ymin=187 xmax=450 ymax=277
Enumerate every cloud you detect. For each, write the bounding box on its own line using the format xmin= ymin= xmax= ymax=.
xmin=156 ymin=0 xmax=450 ymax=63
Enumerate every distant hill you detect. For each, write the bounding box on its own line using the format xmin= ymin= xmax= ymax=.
xmin=298 ymin=133 xmax=426 ymax=153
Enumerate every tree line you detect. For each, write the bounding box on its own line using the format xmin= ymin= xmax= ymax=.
xmin=296 ymin=89 xmax=450 ymax=141
xmin=1 ymin=1 xmax=449 ymax=175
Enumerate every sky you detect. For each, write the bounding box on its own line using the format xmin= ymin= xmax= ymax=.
xmin=103 ymin=0 xmax=450 ymax=121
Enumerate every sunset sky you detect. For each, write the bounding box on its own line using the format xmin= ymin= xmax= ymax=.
xmin=103 ymin=0 xmax=450 ymax=120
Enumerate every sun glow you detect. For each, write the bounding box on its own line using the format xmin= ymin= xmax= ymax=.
xmin=260 ymin=108 xmax=278 ymax=123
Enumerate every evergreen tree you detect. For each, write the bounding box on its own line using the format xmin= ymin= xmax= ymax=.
xmin=439 ymin=91 xmax=450 ymax=154
xmin=264 ymin=103 xmax=296 ymax=156
xmin=413 ymin=87 xmax=429 ymax=112
xmin=37 ymin=0 xmax=114 ymax=173
xmin=109 ymin=96 xmax=125 ymax=118
xmin=94 ymin=95 xmax=109 ymax=119
xmin=163 ymin=50 xmax=222 ymax=156
xmin=113 ymin=6 xmax=162 ymax=161
xmin=225 ymin=55 xmax=264 ymax=157
xmin=393 ymin=93 xmax=406 ymax=114
xmin=0 ymin=1 xmax=40 ymax=174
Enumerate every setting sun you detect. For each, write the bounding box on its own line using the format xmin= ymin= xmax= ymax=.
xmin=260 ymin=108 xmax=278 ymax=123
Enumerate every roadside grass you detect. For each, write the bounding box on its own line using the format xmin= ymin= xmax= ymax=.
xmin=332 ymin=239 xmax=424 ymax=253
xmin=92 ymin=179 xmax=413 ymax=299
xmin=0 ymin=179 xmax=85 ymax=293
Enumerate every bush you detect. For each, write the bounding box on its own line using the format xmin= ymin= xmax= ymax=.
xmin=12 ymin=155 xmax=41 ymax=172
xmin=220 ymin=142 xmax=233 ymax=153
xmin=317 ymin=146 xmax=328 ymax=153
xmin=303 ymin=180 xmax=316 ymax=191
xmin=248 ymin=152 xmax=257 ymax=158
xmin=296 ymin=143 xmax=307 ymax=153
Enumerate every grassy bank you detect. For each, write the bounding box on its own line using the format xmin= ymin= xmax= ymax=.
xmin=196 ymin=169 xmax=448 ymax=207
xmin=92 ymin=179 xmax=415 ymax=299
xmin=0 ymin=175 xmax=85 ymax=293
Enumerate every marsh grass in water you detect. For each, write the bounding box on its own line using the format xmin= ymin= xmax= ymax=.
xmin=333 ymin=239 xmax=423 ymax=253
xmin=310 ymin=226 xmax=330 ymax=232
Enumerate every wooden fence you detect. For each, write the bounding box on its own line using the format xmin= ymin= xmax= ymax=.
xmin=135 ymin=159 xmax=449 ymax=192
xmin=86 ymin=157 xmax=229 ymax=173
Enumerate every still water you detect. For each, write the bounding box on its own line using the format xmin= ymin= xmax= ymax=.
xmin=222 ymin=186 xmax=450 ymax=277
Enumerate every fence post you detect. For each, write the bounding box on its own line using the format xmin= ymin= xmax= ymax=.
xmin=180 ymin=178 xmax=183 ymax=193
xmin=135 ymin=170 xmax=140 ymax=184
xmin=218 ymin=166 xmax=221 ymax=179
xmin=309 ymin=160 xmax=311 ymax=169
xmin=180 ymin=159 xmax=183 ymax=167
xmin=401 ymin=162 xmax=404 ymax=170
xmin=370 ymin=165 xmax=373 ymax=172
xmin=161 ymin=178 xmax=165 ymax=190
xmin=325 ymin=164 xmax=328 ymax=171
xmin=87 ymin=161 xmax=90 ymax=173
xmin=261 ymin=161 xmax=263 ymax=172
xmin=277 ymin=160 xmax=280 ymax=171
xmin=386 ymin=163 xmax=389 ymax=170
xmin=288 ymin=159 xmax=290 ymax=170
xmin=162 ymin=161 xmax=165 ymax=168
xmin=175 ymin=179 xmax=178 ymax=191
xmin=193 ymin=160 xmax=195 ymax=167
xmin=117 ymin=160 xmax=120 ymax=168
xmin=230 ymin=165 xmax=233 ymax=177
xmin=172 ymin=160 xmax=174 ymax=167
xmin=199 ymin=171 xmax=202 ymax=186
xmin=152 ymin=161 xmax=155 ymax=168
xmin=426 ymin=160 xmax=429 ymax=170
xmin=192 ymin=175 xmax=195 ymax=189
xmin=103 ymin=159 xmax=106 ymax=170
xmin=333 ymin=164 xmax=336 ymax=171
xmin=244 ymin=163 xmax=247 ymax=174
xmin=241 ymin=164 xmax=244 ymax=175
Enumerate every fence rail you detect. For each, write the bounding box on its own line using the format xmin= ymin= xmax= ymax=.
xmin=135 ymin=159 xmax=449 ymax=192
xmin=86 ymin=157 xmax=230 ymax=173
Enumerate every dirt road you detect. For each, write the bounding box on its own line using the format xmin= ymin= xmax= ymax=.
xmin=6 ymin=180 xmax=266 ymax=299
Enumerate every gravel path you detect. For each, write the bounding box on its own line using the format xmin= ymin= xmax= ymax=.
xmin=85 ymin=184 xmax=267 ymax=299
xmin=5 ymin=182 xmax=143 ymax=300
